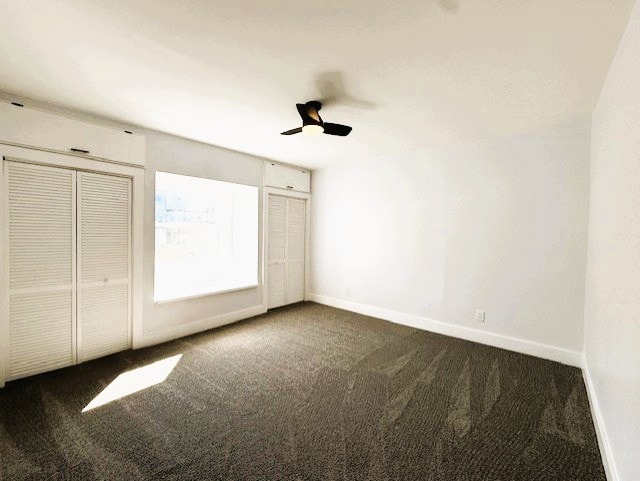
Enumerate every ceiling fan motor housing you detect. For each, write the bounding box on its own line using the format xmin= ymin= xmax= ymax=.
xmin=301 ymin=101 xmax=323 ymax=127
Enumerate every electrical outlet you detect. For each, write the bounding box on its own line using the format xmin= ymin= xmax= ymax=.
xmin=345 ymin=287 xmax=350 ymax=297
xmin=475 ymin=309 xmax=485 ymax=323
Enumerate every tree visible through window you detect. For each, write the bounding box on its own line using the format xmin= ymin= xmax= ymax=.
xmin=154 ymin=172 xmax=258 ymax=302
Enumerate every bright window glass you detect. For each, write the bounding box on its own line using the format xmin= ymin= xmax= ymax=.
xmin=154 ymin=172 xmax=258 ymax=302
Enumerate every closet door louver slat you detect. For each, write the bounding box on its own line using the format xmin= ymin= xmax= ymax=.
xmin=7 ymin=162 xmax=76 ymax=379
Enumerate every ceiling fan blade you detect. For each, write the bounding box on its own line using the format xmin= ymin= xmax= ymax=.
xmin=281 ymin=127 xmax=303 ymax=135
xmin=296 ymin=102 xmax=323 ymax=124
xmin=295 ymin=103 xmax=307 ymax=120
xmin=323 ymin=123 xmax=352 ymax=136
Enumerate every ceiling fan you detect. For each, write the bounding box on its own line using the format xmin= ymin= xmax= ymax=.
xmin=281 ymin=101 xmax=352 ymax=137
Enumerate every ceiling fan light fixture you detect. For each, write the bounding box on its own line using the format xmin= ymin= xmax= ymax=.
xmin=302 ymin=124 xmax=324 ymax=134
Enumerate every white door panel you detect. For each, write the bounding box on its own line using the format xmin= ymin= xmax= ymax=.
xmin=77 ymin=172 xmax=131 ymax=362
xmin=7 ymin=162 xmax=76 ymax=379
xmin=286 ymin=198 xmax=305 ymax=304
xmin=268 ymin=195 xmax=286 ymax=261
xmin=268 ymin=263 xmax=286 ymax=309
xmin=286 ymin=260 xmax=305 ymax=304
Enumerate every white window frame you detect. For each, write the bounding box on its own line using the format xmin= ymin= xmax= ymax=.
xmin=152 ymin=171 xmax=260 ymax=304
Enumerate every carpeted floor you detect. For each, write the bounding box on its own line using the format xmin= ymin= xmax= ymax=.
xmin=0 ymin=302 xmax=605 ymax=480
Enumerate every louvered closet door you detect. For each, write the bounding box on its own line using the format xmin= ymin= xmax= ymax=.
xmin=285 ymin=198 xmax=305 ymax=304
xmin=267 ymin=195 xmax=287 ymax=308
xmin=77 ymin=172 xmax=131 ymax=362
xmin=7 ymin=162 xmax=76 ymax=379
xmin=267 ymin=194 xmax=306 ymax=309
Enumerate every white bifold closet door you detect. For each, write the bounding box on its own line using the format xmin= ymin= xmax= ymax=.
xmin=267 ymin=195 xmax=306 ymax=309
xmin=7 ymin=162 xmax=77 ymax=378
xmin=77 ymin=172 xmax=131 ymax=362
xmin=285 ymin=198 xmax=305 ymax=303
xmin=6 ymin=161 xmax=131 ymax=380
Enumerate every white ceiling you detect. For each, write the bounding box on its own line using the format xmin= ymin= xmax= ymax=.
xmin=0 ymin=0 xmax=634 ymax=169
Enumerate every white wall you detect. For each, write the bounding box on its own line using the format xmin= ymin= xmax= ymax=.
xmin=310 ymin=132 xmax=590 ymax=357
xmin=140 ymin=131 xmax=266 ymax=345
xmin=584 ymin=1 xmax=640 ymax=479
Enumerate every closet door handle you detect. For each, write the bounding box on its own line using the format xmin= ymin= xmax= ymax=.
xmin=70 ymin=148 xmax=90 ymax=155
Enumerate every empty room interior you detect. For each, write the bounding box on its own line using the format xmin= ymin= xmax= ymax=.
xmin=0 ymin=1 xmax=639 ymax=480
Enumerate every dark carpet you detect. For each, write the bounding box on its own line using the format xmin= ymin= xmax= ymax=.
xmin=0 ymin=302 xmax=605 ymax=480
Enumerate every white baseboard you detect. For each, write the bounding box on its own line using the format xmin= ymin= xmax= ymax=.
xmin=308 ymin=293 xmax=582 ymax=367
xmin=582 ymin=354 xmax=618 ymax=481
xmin=134 ymin=304 xmax=267 ymax=349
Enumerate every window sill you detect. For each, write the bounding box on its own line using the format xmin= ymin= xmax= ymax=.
xmin=154 ymin=283 xmax=260 ymax=305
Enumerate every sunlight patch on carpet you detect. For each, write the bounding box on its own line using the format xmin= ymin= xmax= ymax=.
xmin=82 ymin=354 xmax=182 ymax=412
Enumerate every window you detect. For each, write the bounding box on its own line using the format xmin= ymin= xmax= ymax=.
xmin=154 ymin=172 xmax=258 ymax=302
